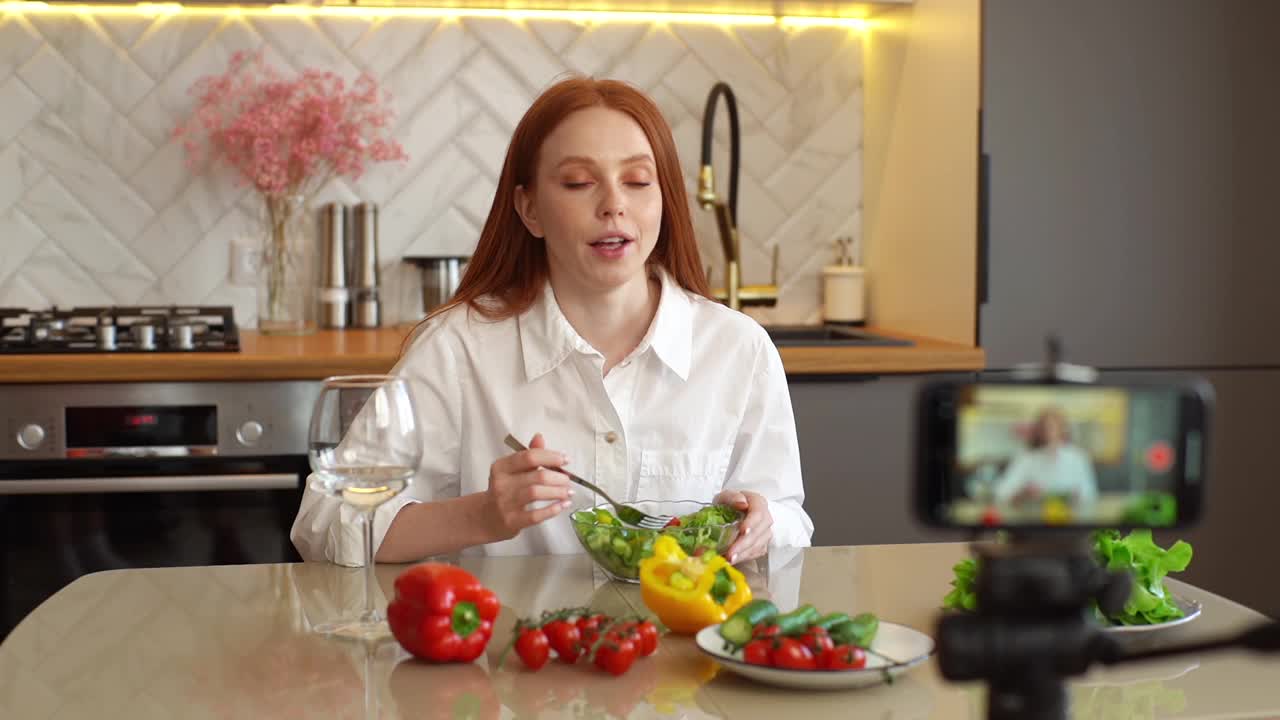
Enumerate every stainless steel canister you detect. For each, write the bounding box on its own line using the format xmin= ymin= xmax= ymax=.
xmin=318 ymin=203 xmax=349 ymax=329
xmin=403 ymin=256 xmax=468 ymax=318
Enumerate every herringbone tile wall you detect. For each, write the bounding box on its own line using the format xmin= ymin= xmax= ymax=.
xmin=0 ymin=10 xmax=863 ymax=327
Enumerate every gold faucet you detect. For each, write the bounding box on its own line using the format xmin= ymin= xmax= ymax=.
xmin=698 ymin=82 xmax=778 ymax=311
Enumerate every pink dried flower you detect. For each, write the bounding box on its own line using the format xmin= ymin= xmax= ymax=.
xmin=173 ymin=48 xmax=408 ymax=199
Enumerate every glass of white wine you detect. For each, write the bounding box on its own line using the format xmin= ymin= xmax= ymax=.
xmin=308 ymin=374 xmax=421 ymax=640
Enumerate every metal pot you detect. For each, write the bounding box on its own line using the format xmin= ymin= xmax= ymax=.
xmin=403 ymin=255 xmax=469 ymax=317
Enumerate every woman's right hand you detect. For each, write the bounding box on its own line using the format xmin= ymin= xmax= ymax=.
xmin=484 ymin=432 xmax=574 ymax=541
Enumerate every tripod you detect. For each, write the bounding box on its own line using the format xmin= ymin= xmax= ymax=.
xmin=937 ymin=536 xmax=1280 ymax=720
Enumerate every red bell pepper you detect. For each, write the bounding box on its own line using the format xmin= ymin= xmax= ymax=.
xmin=387 ymin=563 xmax=500 ymax=663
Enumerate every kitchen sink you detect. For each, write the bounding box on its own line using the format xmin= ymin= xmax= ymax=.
xmin=763 ymin=324 xmax=913 ymax=347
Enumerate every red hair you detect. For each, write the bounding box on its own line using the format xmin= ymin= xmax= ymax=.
xmin=1028 ymin=407 xmax=1072 ymax=449
xmin=414 ymin=75 xmax=711 ymax=334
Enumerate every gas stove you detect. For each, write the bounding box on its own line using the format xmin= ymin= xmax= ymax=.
xmin=0 ymin=306 xmax=241 ymax=354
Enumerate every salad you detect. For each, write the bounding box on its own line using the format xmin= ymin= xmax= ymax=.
xmin=571 ymin=505 xmax=742 ymax=581
xmin=942 ymin=529 xmax=1194 ymax=626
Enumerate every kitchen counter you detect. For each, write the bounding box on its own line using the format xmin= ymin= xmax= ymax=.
xmin=0 ymin=325 xmax=984 ymax=383
xmin=1 ymin=545 xmax=1275 ymax=719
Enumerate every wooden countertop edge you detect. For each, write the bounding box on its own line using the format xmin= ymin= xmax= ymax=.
xmin=0 ymin=325 xmax=985 ymax=383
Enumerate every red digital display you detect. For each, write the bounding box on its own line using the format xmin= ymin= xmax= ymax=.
xmin=66 ymin=406 xmax=216 ymax=448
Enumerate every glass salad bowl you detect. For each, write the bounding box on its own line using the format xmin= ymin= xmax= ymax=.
xmin=570 ymin=500 xmax=742 ymax=583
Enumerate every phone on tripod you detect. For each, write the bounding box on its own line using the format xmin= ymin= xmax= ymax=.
xmin=914 ymin=377 xmax=1211 ymax=531
xmin=915 ymin=372 xmax=1216 ymax=720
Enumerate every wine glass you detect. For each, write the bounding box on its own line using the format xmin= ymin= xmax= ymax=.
xmin=308 ymin=374 xmax=421 ymax=640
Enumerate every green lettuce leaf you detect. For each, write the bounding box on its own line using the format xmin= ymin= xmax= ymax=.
xmin=941 ymin=530 xmax=1192 ymax=626
xmin=1092 ymin=528 xmax=1192 ymax=626
xmin=942 ymin=558 xmax=979 ymax=612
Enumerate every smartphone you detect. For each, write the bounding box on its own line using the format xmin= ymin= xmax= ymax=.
xmin=914 ymin=378 xmax=1211 ymax=530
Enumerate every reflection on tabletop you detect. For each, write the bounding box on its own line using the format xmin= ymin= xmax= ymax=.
xmin=1072 ymin=658 xmax=1201 ymax=720
xmin=283 ymin=548 xmax=936 ymax=720
xmin=289 ymin=557 xmax=727 ymax=720
xmin=7 ymin=545 xmax=1277 ymax=720
xmin=281 ymin=549 xmax=812 ymax=720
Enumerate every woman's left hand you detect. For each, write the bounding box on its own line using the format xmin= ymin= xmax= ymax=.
xmin=714 ymin=489 xmax=772 ymax=565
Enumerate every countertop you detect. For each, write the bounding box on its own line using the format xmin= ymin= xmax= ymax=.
xmin=0 ymin=325 xmax=985 ymax=383
xmin=1 ymin=545 xmax=1275 ymax=719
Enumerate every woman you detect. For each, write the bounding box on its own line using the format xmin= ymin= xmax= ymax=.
xmin=291 ymin=76 xmax=813 ymax=567
xmin=992 ymin=407 xmax=1099 ymax=508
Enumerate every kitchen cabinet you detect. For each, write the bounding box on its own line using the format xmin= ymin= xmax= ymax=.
xmin=861 ymin=0 xmax=982 ymax=346
xmin=980 ymin=0 xmax=1280 ymax=368
xmin=1167 ymin=369 xmax=1280 ymax=620
xmin=979 ymin=0 xmax=1280 ymax=619
xmin=797 ymin=0 xmax=1280 ymax=621
xmin=789 ymin=374 xmax=972 ymax=548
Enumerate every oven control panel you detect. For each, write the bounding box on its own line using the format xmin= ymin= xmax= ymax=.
xmin=0 ymin=382 xmax=320 ymax=461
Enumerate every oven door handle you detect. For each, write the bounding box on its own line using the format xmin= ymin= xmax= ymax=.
xmin=0 ymin=474 xmax=300 ymax=495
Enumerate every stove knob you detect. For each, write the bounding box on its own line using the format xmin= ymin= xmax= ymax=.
xmin=17 ymin=424 xmax=46 ymax=450
xmin=236 ymin=420 xmax=264 ymax=447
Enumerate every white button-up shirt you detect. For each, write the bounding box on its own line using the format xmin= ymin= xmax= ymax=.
xmin=291 ymin=269 xmax=814 ymax=566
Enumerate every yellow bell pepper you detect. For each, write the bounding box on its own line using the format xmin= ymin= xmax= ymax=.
xmin=639 ymin=534 xmax=751 ymax=634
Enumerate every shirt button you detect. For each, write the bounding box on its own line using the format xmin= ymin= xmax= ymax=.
xmin=604 ymin=431 xmax=619 ymax=444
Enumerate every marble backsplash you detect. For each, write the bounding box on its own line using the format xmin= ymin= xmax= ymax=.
xmin=0 ymin=9 xmax=863 ymax=327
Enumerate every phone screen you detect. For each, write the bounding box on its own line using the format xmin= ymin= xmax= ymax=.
xmin=919 ymin=382 xmax=1207 ymax=529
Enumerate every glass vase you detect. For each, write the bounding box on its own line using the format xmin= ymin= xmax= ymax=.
xmin=257 ymin=194 xmax=317 ymax=335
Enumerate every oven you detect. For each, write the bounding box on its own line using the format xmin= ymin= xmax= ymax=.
xmin=0 ymin=381 xmax=320 ymax=641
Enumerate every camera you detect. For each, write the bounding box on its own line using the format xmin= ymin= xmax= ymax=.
xmin=912 ymin=354 xmax=1218 ymax=720
xmin=915 ymin=377 xmax=1212 ymax=531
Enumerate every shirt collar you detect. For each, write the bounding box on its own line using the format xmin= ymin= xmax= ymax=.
xmin=646 ymin=269 xmax=693 ymax=381
xmin=518 ymin=268 xmax=694 ymax=382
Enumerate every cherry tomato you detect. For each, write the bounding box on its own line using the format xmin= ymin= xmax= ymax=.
xmin=772 ymin=638 xmax=817 ymax=670
xmin=752 ymin=623 xmax=781 ymax=640
xmin=514 ymin=627 xmax=549 ymax=670
xmin=631 ymin=620 xmax=659 ymax=657
xmin=798 ymin=627 xmax=833 ymax=656
xmin=593 ymin=633 xmax=637 ymax=676
xmin=576 ymin=613 xmax=609 ymax=648
xmin=664 ymin=517 xmax=681 ymax=528
xmin=743 ymin=639 xmax=773 ymax=666
xmin=821 ymin=644 xmax=867 ymax=670
xmin=542 ymin=619 xmax=582 ymax=664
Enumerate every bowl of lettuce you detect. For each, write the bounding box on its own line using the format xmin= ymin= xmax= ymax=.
xmin=570 ymin=500 xmax=742 ymax=583
xmin=942 ymin=529 xmax=1197 ymax=629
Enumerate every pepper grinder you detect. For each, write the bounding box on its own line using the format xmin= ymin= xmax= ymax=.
xmin=821 ymin=236 xmax=866 ymax=325
xmin=318 ymin=203 xmax=349 ymax=329
xmin=351 ymin=202 xmax=381 ymax=328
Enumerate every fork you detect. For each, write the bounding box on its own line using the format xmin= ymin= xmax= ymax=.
xmin=503 ymin=434 xmax=674 ymax=529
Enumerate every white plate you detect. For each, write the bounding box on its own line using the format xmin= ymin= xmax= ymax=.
xmin=1102 ymin=594 xmax=1202 ymax=634
xmin=694 ymin=621 xmax=935 ymax=691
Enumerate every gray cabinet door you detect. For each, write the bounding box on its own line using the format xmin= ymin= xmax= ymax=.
xmin=790 ymin=374 xmax=971 ymax=548
xmin=1145 ymin=368 xmax=1280 ymax=620
xmin=980 ymin=0 xmax=1280 ymax=369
